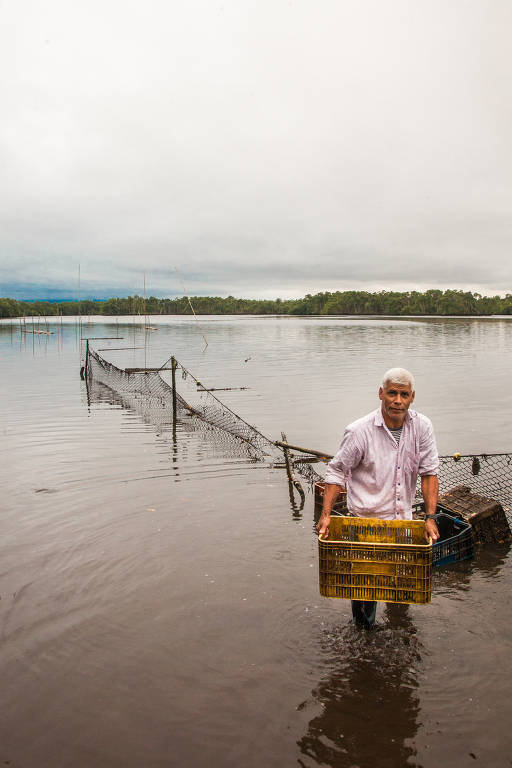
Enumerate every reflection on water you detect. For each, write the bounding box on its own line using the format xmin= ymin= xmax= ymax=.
xmin=472 ymin=541 xmax=512 ymax=580
xmin=298 ymin=608 xmax=422 ymax=768
xmin=434 ymin=540 xmax=511 ymax=594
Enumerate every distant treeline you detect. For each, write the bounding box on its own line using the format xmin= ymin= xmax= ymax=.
xmin=1 ymin=289 xmax=512 ymax=318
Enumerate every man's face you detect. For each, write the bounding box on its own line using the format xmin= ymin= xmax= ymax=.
xmin=379 ymin=381 xmax=415 ymax=426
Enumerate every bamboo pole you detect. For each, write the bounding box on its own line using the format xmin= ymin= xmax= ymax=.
xmin=175 ymin=267 xmax=208 ymax=348
xmin=83 ymin=339 xmax=89 ymax=380
xmin=274 ymin=440 xmax=333 ymax=460
xmin=171 ymin=356 xmax=177 ymax=423
xmin=196 ymin=385 xmax=249 ymax=392
xmin=124 ymin=366 xmax=174 ymax=372
xmin=78 ymin=263 xmax=81 ymax=344
xmin=281 ymin=431 xmax=306 ymax=504
xmin=144 ymin=272 xmax=147 ymax=369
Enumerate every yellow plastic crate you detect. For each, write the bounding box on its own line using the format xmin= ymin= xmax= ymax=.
xmin=318 ymin=516 xmax=432 ymax=605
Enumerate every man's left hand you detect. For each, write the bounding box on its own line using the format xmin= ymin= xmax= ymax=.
xmin=425 ymin=518 xmax=439 ymax=542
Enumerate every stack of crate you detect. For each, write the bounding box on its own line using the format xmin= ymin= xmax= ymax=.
xmin=438 ymin=485 xmax=511 ymax=545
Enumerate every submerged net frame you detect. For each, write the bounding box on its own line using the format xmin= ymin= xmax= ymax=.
xmin=177 ymin=361 xmax=276 ymax=456
xmin=86 ymin=344 xmax=276 ymax=459
xmin=86 ymin=376 xmax=265 ymax=462
xmin=87 ymin=344 xmax=189 ymax=407
xmin=85 ymin=344 xmax=512 ymax=513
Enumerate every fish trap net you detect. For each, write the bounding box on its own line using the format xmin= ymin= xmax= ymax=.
xmin=86 ymin=346 xmax=276 ymax=459
xmin=175 ymin=362 xmax=278 ymax=456
xmin=87 ymin=345 xmax=188 ymax=406
xmin=418 ymin=453 xmax=512 ymax=519
xmin=86 ymin=346 xmax=512 ymax=508
xmin=86 ymin=377 xmax=264 ymax=460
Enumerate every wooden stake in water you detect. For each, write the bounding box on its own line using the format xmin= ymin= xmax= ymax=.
xmin=281 ymin=431 xmax=306 ymax=504
xmin=175 ymin=267 xmax=208 ymax=348
xmin=78 ymin=263 xmax=81 ymax=345
xmin=274 ymin=440 xmax=333 ymax=460
xmin=171 ymin=356 xmax=177 ymax=423
xmin=84 ymin=339 xmax=89 ymax=379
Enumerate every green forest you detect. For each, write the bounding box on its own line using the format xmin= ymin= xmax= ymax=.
xmin=1 ymin=289 xmax=512 ymax=319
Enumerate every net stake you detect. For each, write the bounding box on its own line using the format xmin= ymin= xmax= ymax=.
xmin=175 ymin=267 xmax=209 ymax=348
xmin=281 ymin=431 xmax=306 ymax=506
xmin=275 ymin=440 xmax=333 ymax=460
xmin=171 ymin=356 xmax=177 ymax=423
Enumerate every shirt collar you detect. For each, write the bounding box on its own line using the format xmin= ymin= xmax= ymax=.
xmin=374 ymin=407 xmax=416 ymax=427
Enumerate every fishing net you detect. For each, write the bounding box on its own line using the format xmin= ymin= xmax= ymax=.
xmin=291 ymin=458 xmax=324 ymax=486
xmin=86 ymin=346 xmax=512 ymax=511
xmin=177 ymin=362 xmax=277 ymax=455
xmin=300 ymin=452 xmax=512 ymax=515
xmin=86 ymin=361 xmax=177 ymax=429
xmin=434 ymin=453 xmax=512 ymax=516
xmin=302 ymin=452 xmax=512 ymax=515
xmin=86 ymin=346 xmax=275 ymax=458
xmin=87 ymin=346 xmax=189 ymax=406
xmin=86 ymin=376 xmax=264 ymax=461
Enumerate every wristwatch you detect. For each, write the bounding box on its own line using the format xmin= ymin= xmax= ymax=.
xmin=425 ymin=514 xmax=436 ymax=520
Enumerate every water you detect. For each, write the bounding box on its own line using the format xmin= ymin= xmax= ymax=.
xmin=0 ymin=315 xmax=511 ymax=768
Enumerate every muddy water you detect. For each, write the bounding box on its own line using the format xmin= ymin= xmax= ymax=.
xmin=0 ymin=315 xmax=511 ymax=768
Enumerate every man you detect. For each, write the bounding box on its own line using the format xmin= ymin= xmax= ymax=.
xmin=316 ymin=367 xmax=440 ymax=627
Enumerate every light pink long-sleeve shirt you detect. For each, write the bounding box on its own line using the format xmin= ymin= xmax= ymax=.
xmin=324 ymin=408 xmax=439 ymax=520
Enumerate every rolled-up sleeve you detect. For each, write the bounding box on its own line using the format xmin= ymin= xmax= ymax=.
xmin=418 ymin=417 xmax=439 ymax=476
xmin=325 ymin=429 xmax=363 ymax=485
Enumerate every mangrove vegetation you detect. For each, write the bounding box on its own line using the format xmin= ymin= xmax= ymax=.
xmin=1 ymin=289 xmax=512 ymax=319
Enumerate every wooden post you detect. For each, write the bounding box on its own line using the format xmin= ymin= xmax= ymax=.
xmin=274 ymin=440 xmax=333 ymax=460
xmin=171 ymin=356 xmax=177 ymax=423
xmin=82 ymin=338 xmax=89 ymax=380
xmin=281 ymin=431 xmax=306 ymax=506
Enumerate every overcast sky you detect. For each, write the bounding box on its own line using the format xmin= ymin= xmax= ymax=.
xmin=1 ymin=0 xmax=511 ymax=300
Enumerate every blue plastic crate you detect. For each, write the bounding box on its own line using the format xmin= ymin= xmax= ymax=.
xmin=413 ymin=503 xmax=474 ymax=567
xmin=432 ymin=511 xmax=474 ymax=567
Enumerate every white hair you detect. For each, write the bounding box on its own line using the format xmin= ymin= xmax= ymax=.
xmin=381 ymin=367 xmax=415 ymax=391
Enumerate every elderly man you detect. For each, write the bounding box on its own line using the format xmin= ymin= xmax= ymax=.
xmin=316 ymin=367 xmax=440 ymax=627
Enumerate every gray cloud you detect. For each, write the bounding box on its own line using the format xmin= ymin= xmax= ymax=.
xmin=1 ymin=0 xmax=511 ymax=300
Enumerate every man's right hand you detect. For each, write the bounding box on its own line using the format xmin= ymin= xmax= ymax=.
xmin=316 ymin=483 xmax=344 ymax=538
xmin=316 ymin=514 xmax=330 ymax=538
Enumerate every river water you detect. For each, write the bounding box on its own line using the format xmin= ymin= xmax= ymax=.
xmin=0 ymin=315 xmax=511 ymax=768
